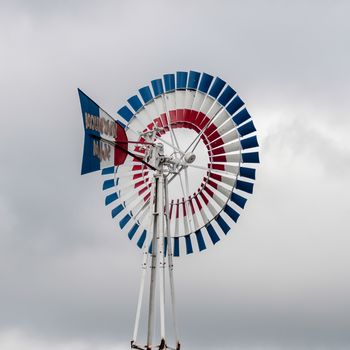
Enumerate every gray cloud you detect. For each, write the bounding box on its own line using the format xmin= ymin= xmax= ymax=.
xmin=0 ymin=0 xmax=349 ymax=349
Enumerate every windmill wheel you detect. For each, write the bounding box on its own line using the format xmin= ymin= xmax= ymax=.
xmin=101 ymin=71 xmax=260 ymax=256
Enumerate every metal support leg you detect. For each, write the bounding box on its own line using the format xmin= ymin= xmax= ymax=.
xmin=132 ymin=172 xmax=180 ymax=350
xmin=164 ymin=177 xmax=180 ymax=350
xmin=158 ymin=175 xmax=166 ymax=348
xmin=147 ymin=175 xmax=160 ymax=350
xmin=131 ymin=246 xmax=149 ymax=347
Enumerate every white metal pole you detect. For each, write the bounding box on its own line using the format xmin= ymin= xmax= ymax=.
xmin=132 ymin=236 xmax=150 ymax=345
xmin=158 ymin=174 xmax=166 ymax=348
xmin=164 ymin=176 xmax=180 ymax=349
xmin=132 ymin=181 xmax=156 ymax=348
xmin=147 ymin=174 xmax=159 ymax=350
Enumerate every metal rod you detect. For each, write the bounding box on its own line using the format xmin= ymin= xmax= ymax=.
xmin=131 ymin=193 xmax=155 ymax=346
xmin=132 ymin=245 xmax=149 ymax=344
xmin=146 ymin=175 xmax=160 ymax=350
xmin=164 ymin=176 xmax=180 ymax=347
xmin=158 ymin=175 xmax=166 ymax=346
xmin=90 ymin=134 xmax=157 ymax=170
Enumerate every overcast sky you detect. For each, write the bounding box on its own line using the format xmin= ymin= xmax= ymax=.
xmin=0 ymin=0 xmax=350 ymax=349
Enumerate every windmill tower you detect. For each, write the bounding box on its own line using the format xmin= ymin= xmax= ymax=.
xmin=78 ymin=71 xmax=260 ymax=349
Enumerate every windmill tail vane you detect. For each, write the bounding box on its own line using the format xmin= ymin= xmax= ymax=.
xmin=78 ymin=71 xmax=260 ymax=349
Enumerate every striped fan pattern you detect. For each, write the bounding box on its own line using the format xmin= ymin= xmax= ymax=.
xmin=101 ymin=71 xmax=259 ymax=256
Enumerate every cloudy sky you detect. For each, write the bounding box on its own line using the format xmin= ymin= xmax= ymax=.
xmin=1 ymin=0 xmax=349 ymax=349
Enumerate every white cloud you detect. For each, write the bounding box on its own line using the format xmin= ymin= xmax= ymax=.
xmin=0 ymin=330 xmax=123 ymax=350
xmin=0 ymin=1 xmax=349 ymax=349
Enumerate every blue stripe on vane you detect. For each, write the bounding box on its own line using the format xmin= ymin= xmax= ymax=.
xmin=226 ymin=95 xmax=244 ymax=116
xmin=137 ymin=230 xmax=147 ymax=248
xmin=241 ymin=135 xmax=259 ymax=150
xmin=198 ymin=72 xmax=214 ymax=93
xmin=128 ymin=223 xmax=139 ymax=240
xmin=208 ymin=77 xmax=226 ymax=98
xmin=117 ymin=105 xmax=134 ymax=122
xmin=239 ymin=166 xmax=256 ymax=179
xmin=195 ymin=230 xmax=206 ymax=251
xmin=218 ymin=85 xmax=236 ymax=106
xmin=206 ymin=223 xmax=220 ymax=244
xmin=164 ymin=74 xmax=175 ymax=92
xmin=242 ymin=152 xmax=260 ymax=163
xmin=187 ymin=71 xmax=200 ymax=90
xmin=236 ymin=180 xmax=254 ymax=194
xmin=231 ymin=192 xmax=247 ymax=209
xmin=151 ymin=79 xmax=164 ymax=97
xmin=101 ymin=166 xmax=114 ymax=175
xmin=119 ymin=213 xmax=132 ymax=229
xmin=232 ymin=108 xmax=251 ymax=126
xmin=127 ymin=95 xmax=143 ymax=112
xmin=111 ymin=204 xmax=124 ymax=218
xmin=238 ymin=121 xmax=256 ymax=137
xmin=164 ymin=237 xmax=168 ymax=256
xmin=105 ymin=192 xmax=118 ymax=205
xmin=176 ymin=71 xmax=188 ymax=89
xmin=103 ymin=179 xmax=115 ymax=190
xmin=174 ymin=237 xmax=180 ymax=257
xmin=215 ymin=215 xmax=230 ymax=235
xmin=185 ymin=235 xmax=193 ymax=254
xmin=224 ymin=204 xmax=240 ymax=222
xmin=139 ymin=86 xmax=153 ymax=104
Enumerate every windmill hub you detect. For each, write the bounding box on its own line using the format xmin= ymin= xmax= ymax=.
xmin=184 ymin=152 xmax=196 ymax=164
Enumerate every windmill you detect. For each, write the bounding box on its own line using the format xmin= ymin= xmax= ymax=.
xmin=78 ymin=71 xmax=259 ymax=350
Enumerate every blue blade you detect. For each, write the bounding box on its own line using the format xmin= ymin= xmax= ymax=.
xmin=231 ymin=192 xmax=247 ymax=209
xmin=232 ymin=108 xmax=251 ymax=126
xmin=174 ymin=237 xmax=180 ymax=257
xmin=241 ymin=135 xmax=259 ymax=150
xmin=224 ymin=204 xmax=240 ymax=223
xmin=105 ymin=192 xmax=118 ymax=205
xmin=139 ymin=86 xmax=153 ymax=104
xmin=242 ymin=152 xmax=260 ymax=163
xmin=187 ymin=71 xmax=200 ymax=90
xmin=195 ymin=230 xmax=206 ymax=251
xmin=119 ymin=213 xmax=132 ymax=229
xmin=151 ymin=79 xmax=164 ymax=97
xmin=198 ymin=72 xmax=214 ymax=93
xmin=111 ymin=204 xmax=124 ymax=218
xmin=206 ymin=223 xmax=220 ymax=244
xmin=226 ymin=95 xmax=244 ymax=116
xmin=164 ymin=237 xmax=168 ymax=257
xmin=208 ymin=77 xmax=226 ymax=98
xmin=164 ymin=74 xmax=175 ymax=92
xmin=238 ymin=121 xmax=256 ymax=137
xmin=176 ymin=71 xmax=188 ymax=89
xmin=128 ymin=223 xmax=139 ymax=240
xmin=128 ymin=95 xmax=143 ymax=112
xmin=103 ymin=179 xmax=114 ymax=190
xmin=236 ymin=180 xmax=254 ymax=194
xmin=216 ymin=215 xmax=230 ymax=235
xmin=101 ymin=166 xmax=114 ymax=175
xmin=137 ymin=230 xmax=147 ymax=248
xmin=148 ymin=241 xmax=153 ymax=254
xmin=117 ymin=105 xmax=133 ymax=122
xmin=218 ymin=85 xmax=236 ymax=106
xmin=239 ymin=166 xmax=256 ymax=179
xmin=185 ymin=235 xmax=193 ymax=254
